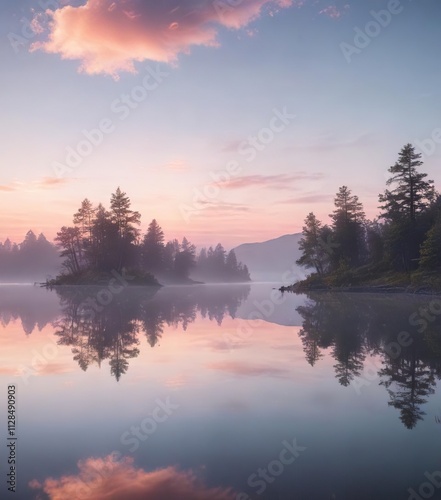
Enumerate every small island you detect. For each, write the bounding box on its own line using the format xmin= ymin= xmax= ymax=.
xmin=45 ymin=188 xmax=250 ymax=287
xmin=282 ymin=144 xmax=441 ymax=295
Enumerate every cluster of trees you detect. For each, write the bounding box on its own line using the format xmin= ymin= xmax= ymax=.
xmin=297 ymin=144 xmax=441 ymax=282
xmin=0 ymin=230 xmax=59 ymax=281
xmin=55 ymin=188 xmax=249 ymax=283
xmin=193 ymin=244 xmax=250 ymax=282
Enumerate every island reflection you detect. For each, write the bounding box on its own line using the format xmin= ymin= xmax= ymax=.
xmin=53 ymin=285 xmax=251 ymax=381
xmin=297 ymin=293 xmax=441 ymax=429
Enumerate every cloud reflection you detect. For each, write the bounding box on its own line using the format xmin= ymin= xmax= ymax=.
xmin=30 ymin=455 xmax=235 ymax=499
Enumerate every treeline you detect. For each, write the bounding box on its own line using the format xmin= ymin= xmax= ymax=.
xmin=54 ymin=188 xmax=250 ymax=284
xmin=296 ymin=144 xmax=441 ymax=286
xmin=193 ymin=244 xmax=250 ymax=283
xmin=0 ymin=231 xmax=59 ymax=281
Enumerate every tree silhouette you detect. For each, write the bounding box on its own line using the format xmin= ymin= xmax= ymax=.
xmin=142 ymin=219 xmax=165 ymax=274
xmin=379 ymin=347 xmax=436 ymax=429
xmin=330 ymin=186 xmax=366 ymax=268
xmin=296 ymin=212 xmax=331 ymax=275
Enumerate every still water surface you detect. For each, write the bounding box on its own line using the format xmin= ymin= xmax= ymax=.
xmin=0 ymin=284 xmax=441 ymax=499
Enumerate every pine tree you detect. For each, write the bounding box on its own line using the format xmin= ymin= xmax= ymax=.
xmin=379 ymin=144 xmax=435 ymax=271
xmin=330 ymin=186 xmax=366 ymax=267
xmin=88 ymin=204 xmax=119 ymax=272
xmin=296 ymin=213 xmax=330 ymax=275
xmin=109 ymin=188 xmax=141 ymax=271
xmin=55 ymin=227 xmax=82 ymax=274
xmin=142 ymin=219 xmax=165 ymax=273
xmin=331 ymin=186 xmax=365 ymax=225
xmin=73 ymin=199 xmax=95 ymax=240
xmin=174 ymin=237 xmax=196 ymax=279
xmin=379 ymin=144 xmax=435 ymax=222
xmin=110 ymin=187 xmax=141 ymax=241
xmin=419 ymin=214 xmax=441 ymax=270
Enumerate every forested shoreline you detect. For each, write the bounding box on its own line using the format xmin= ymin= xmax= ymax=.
xmin=289 ymin=144 xmax=441 ymax=293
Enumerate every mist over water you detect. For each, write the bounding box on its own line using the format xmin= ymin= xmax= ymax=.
xmin=1 ymin=284 xmax=441 ymax=499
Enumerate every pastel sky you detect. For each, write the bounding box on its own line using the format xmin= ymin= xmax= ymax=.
xmin=1 ymin=0 xmax=441 ymax=247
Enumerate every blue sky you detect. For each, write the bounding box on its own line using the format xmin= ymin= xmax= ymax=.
xmin=1 ymin=0 xmax=441 ymax=247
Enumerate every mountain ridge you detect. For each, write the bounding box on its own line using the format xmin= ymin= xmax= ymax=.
xmin=233 ymin=233 xmax=305 ymax=283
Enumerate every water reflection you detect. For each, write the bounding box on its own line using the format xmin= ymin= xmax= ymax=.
xmin=0 ymin=286 xmax=59 ymax=334
xmin=297 ymin=293 xmax=441 ymax=429
xmin=30 ymin=454 xmax=235 ymax=500
xmin=54 ymin=285 xmax=251 ymax=381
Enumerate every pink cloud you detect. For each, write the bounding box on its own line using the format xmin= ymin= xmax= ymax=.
xmin=0 ymin=178 xmax=70 ymax=192
xmin=277 ymin=193 xmax=331 ymax=204
xmin=193 ymin=201 xmax=250 ymax=216
xmin=215 ymin=172 xmax=324 ymax=190
xmin=30 ymin=455 xmax=235 ymax=499
xmin=319 ymin=4 xmax=349 ymax=19
xmin=207 ymin=360 xmax=289 ymax=377
xmin=163 ymin=159 xmax=191 ymax=172
xmin=31 ymin=0 xmax=294 ymax=77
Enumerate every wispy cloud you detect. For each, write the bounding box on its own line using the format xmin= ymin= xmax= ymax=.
xmin=163 ymin=160 xmax=191 ymax=172
xmin=31 ymin=0 xmax=296 ymax=78
xmin=207 ymin=360 xmax=290 ymax=378
xmin=215 ymin=172 xmax=324 ymax=190
xmin=277 ymin=193 xmax=331 ymax=204
xmin=0 ymin=177 xmax=70 ymax=192
xmin=193 ymin=201 xmax=250 ymax=216
xmin=286 ymin=133 xmax=376 ymax=154
xmin=163 ymin=374 xmax=190 ymax=388
xmin=221 ymin=139 xmax=243 ymax=153
xmin=319 ymin=4 xmax=349 ymax=19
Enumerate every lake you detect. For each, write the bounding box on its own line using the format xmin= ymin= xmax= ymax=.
xmin=1 ymin=283 xmax=441 ymax=500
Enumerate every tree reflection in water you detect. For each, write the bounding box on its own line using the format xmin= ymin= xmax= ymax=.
xmin=297 ymin=293 xmax=441 ymax=429
xmin=53 ymin=285 xmax=251 ymax=381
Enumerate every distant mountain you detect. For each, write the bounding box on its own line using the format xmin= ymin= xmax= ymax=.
xmin=233 ymin=233 xmax=306 ymax=283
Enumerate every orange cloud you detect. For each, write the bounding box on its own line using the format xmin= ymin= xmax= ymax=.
xmin=39 ymin=177 xmax=69 ymax=187
xmin=30 ymin=455 xmax=235 ymax=500
xmin=31 ymin=0 xmax=294 ymax=77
